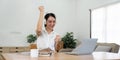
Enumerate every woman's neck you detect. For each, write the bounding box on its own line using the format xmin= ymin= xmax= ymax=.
xmin=45 ymin=27 xmax=53 ymax=34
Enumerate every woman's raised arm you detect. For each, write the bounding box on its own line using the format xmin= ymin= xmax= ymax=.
xmin=36 ymin=6 xmax=44 ymax=36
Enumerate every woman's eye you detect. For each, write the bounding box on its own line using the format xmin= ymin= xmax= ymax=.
xmin=49 ymin=21 xmax=52 ymax=23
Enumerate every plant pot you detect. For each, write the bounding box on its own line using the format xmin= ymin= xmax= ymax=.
xmin=30 ymin=43 xmax=37 ymax=49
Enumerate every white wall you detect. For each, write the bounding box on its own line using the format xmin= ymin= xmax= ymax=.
xmin=0 ymin=0 xmax=119 ymax=46
xmin=76 ymin=0 xmax=120 ymax=41
xmin=0 ymin=0 xmax=77 ymax=46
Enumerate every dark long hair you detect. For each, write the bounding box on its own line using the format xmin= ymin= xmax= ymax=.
xmin=44 ymin=13 xmax=56 ymax=27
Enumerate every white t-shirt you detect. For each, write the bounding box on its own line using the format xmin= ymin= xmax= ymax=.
xmin=36 ymin=29 xmax=58 ymax=51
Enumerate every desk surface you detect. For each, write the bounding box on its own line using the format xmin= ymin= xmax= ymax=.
xmin=2 ymin=52 xmax=120 ymax=60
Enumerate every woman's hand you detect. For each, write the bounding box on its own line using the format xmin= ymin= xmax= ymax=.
xmin=39 ymin=6 xmax=44 ymax=13
xmin=55 ymin=35 xmax=62 ymax=52
xmin=55 ymin=35 xmax=61 ymax=43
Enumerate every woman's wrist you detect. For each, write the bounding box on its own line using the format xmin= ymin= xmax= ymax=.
xmin=40 ymin=12 xmax=44 ymax=13
xmin=40 ymin=12 xmax=44 ymax=15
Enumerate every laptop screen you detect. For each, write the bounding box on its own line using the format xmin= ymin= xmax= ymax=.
xmin=71 ymin=38 xmax=98 ymax=55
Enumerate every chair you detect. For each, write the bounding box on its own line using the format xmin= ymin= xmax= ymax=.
xmin=95 ymin=43 xmax=119 ymax=53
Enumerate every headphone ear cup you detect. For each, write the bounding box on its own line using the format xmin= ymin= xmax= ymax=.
xmin=44 ymin=20 xmax=47 ymax=27
xmin=44 ymin=20 xmax=46 ymax=24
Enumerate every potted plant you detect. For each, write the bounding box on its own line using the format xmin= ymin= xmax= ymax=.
xmin=62 ymin=32 xmax=77 ymax=49
xmin=27 ymin=34 xmax=37 ymax=49
xmin=27 ymin=34 xmax=37 ymax=43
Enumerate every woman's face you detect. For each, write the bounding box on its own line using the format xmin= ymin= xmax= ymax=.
xmin=46 ymin=16 xmax=56 ymax=30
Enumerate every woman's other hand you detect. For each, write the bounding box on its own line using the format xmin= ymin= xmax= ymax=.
xmin=55 ymin=35 xmax=61 ymax=43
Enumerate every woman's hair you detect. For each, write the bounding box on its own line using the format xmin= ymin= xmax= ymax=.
xmin=44 ymin=13 xmax=56 ymax=27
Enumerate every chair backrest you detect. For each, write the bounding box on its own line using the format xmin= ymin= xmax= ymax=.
xmin=96 ymin=43 xmax=119 ymax=53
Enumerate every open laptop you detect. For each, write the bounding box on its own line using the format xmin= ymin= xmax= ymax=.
xmin=66 ymin=38 xmax=97 ymax=55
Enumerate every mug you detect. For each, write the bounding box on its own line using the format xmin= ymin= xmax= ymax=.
xmin=30 ymin=49 xmax=38 ymax=57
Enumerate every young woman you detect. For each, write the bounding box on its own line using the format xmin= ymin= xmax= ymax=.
xmin=36 ymin=6 xmax=61 ymax=52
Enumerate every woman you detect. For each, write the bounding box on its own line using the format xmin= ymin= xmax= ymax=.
xmin=36 ymin=6 xmax=61 ymax=52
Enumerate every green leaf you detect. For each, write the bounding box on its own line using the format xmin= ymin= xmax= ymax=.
xmin=27 ymin=34 xmax=37 ymax=43
xmin=62 ymin=32 xmax=77 ymax=48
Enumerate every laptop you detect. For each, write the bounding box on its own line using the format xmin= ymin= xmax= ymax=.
xmin=66 ymin=38 xmax=97 ymax=55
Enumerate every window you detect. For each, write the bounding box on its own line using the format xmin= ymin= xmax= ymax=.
xmin=91 ymin=2 xmax=120 ymax=45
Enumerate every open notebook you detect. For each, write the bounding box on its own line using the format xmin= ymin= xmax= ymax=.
xmin=66 ymin=38 xmax=97 ymax=55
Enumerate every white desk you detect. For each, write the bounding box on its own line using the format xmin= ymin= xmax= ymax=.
xmin=2 ymin=52 xmax=120 ymax=60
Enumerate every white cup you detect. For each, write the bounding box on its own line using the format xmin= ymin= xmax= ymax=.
xmin=30 ymin=49 xmax=38 ymax=57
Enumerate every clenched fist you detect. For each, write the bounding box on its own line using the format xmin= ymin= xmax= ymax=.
xmin=39 ymin=6 xmax=44 ymax=13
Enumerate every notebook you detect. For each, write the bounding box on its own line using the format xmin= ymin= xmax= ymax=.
xmin=66 ymin=38 xmax=97 ymax=55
